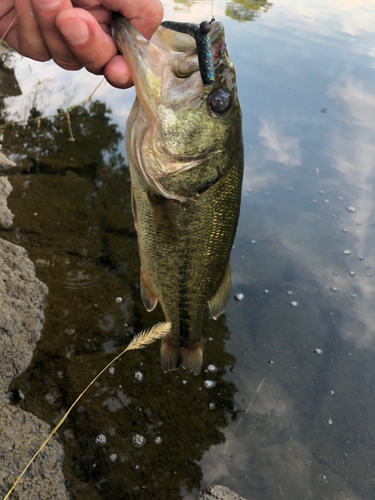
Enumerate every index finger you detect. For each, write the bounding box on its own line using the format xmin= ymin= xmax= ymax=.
xmin=74 ymin=0 xmax=163 ymax=39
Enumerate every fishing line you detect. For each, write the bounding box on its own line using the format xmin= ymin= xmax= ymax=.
xmin=1 ymin=12 xmax=20 ymax=42
xmin=160 ymin=19 xmax=216 ymax=86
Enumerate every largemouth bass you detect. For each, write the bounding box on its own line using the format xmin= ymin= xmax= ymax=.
xmin=113 ymin=14 xmax=243 ymax=375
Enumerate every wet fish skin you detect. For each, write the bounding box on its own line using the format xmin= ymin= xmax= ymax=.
xmin=113 ymin=15 xmax=243 ymax=375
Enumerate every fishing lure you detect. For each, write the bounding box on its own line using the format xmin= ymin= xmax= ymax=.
xmin=161 ymin=19 xmax=215 ymax=86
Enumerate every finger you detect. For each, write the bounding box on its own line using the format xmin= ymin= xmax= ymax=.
xmin=56 ymin=8 xmax=118 ymax=75
xmin=11 ymin=0 xmax=51 ymax=61
xmin=74 ymin=0 xmax=164 ymax=40
xmin=103 ymin=54 xmax=133 ymax=89
xmin=31 ymin=0 xmax=82 ymax=70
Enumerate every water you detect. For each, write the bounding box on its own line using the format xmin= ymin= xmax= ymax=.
xmin=1 ymin=0 xmax=375 ymax=499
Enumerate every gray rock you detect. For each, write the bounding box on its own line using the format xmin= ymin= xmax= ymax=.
xmin=196 ymin=484 xmax=248 ymax=500
xmin=0 ymin=185 xmax=69 ymax=499
xmin=0 ymin=151 xmax=16 ymax=171
xmin=0 ymin=177 xmax=14 ymax=228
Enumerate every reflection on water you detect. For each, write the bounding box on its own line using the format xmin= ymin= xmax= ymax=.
xmin=226 ymin=0 xmax=272 ymax=22
xmin=1 ymin=0 xmax=375 ymax=498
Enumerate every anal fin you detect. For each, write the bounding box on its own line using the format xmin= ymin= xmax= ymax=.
xmin=161 ymin=335 xmax=203 ymax=376
xmin=208 ymin=262 xmax=231 ymax=320
xmin=140 ymin=267 xmax=158 ymax=312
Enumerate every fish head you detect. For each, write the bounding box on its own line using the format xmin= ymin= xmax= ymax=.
xmin=113 ymin=14 xmax=243 ymax=201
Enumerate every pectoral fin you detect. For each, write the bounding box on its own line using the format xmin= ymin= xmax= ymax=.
xmin=140 ymin=267 xmax=158 ymax=312
xmin=131 ymin=185 xmax=138 ymax=232
xmin=208 ymin=263 xmax=231 ymax=320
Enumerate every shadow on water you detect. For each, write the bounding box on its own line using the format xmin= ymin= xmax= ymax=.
xmin=0 ymin=97 xmax=239 ymax=499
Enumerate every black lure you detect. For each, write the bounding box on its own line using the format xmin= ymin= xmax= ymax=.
xmin=161 ymin=19 xmax=215 ymax=86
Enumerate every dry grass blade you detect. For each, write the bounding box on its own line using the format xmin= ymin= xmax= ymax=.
xmin=223 ymin=376 xmax=266 ymax=455
xmin=3 ymin=321 xmax=171 ymax=500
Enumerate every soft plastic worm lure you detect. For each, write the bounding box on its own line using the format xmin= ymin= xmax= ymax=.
xmin=161 ymin=19 xmax=215 ymax=86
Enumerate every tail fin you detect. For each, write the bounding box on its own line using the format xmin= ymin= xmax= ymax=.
xmin=161 ymin=335 xmax=203 ymax=376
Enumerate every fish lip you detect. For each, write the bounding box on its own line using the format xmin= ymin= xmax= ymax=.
xmin=112 ymin=14 xmax=224 ymax=96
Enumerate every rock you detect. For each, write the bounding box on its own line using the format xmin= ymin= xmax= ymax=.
xmin=0 ymin=151 xmax=16 ymax=171
xmin=0 ymin=184 xmax=69 ymax=498
xmin=196 ymin=484 xmax=248 ymax=500
xmin=0 ymin=176 xmax=14 ymax=228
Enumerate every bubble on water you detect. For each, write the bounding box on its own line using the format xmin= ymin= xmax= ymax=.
xmin=204 ymin=380 xmax=216 ymax=389
xmin=108 ymin=366 xmax=115 ymax=375
xmin=287 ymin=290 xmax=293 ymax=295
xmin=331 ymin=287 xmax=337 ymax=292
xmin=349 ymin=271 xmax=356 ymax=277
xmin=324 ymin=199 xmax=329 ymax=204
xmin=342 ymin=228 xmax=348 ymax=233
xmin=321 ymin=474 xmax=328 ymax=483
xmin=366 ymin=265 xmax=371 ymax=269
xmin=182 ymin=380 xmax=187 ymax=384
xmin=333 ymin=271 xmax=339 ymax=276
xmin=314 ymin=348 xmax=323 ymax=355
xmin=135 ymin=371 xmax=143 ymax=382
xmin=288 ymin=187 xmax=293 ymax=191
xmin=116 ymin=297 xmax=123 ymax=303
xmin=208 ymin=364 xmax=218 ymax=372
xmin=109 ymin=453 xmax=117 ymax=462
xmin=135 ymin=465 xmax=140 ymax=470
xmin=251 ymin=240 xmax=256 ymax=244
xmin=132 ymin=434 xmax=146 ymax=448
xmin=95 ymin=434 xmax=107 ymax=445
xmin=209 ymin=403 xmax=216 ymax=410
xmin=351 ymin=294 xmax=356 ymax=298
xmin=155 ymin=436 xmax=162 ymax=444
xmin=235 ymin=293 xmax=244 ymax=301
xmin=268 ymin=360 xmax=274 ymax=365
xmin=347 ymin=206 xmax=356 ymax=213
xmin=290 ymin=301 xmax=298 ymax=307
xmin=366 ymin=273 xmax=372 ymax=277
xmin=327 ymin=419 xmax=333 ymax=425
xmin=264 ymin=289 xmax=269 ymax=294
xmin=313 ymin=199 xmax=317 ymax=203
xmin=338 ymin=196 xmax=343 ymax=201
xmin=329 ymin=390 xmax=335 ymax=396
xmin=343 ymin=250 xmax=352 ymax=256
xmin=319 ymin=191 xmax=324 ymax=195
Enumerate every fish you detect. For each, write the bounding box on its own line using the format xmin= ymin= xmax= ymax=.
xmin=112 ymin=14 xmax=243 ymax=375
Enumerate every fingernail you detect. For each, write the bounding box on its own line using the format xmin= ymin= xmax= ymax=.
xmin=35 ymin=0 xmax=62 ymax=10
xmin=59 ymin=19 xmax=89 ymax=46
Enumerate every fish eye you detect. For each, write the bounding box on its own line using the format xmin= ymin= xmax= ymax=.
xmin=209 ymin=89 xmax=232 ymax=113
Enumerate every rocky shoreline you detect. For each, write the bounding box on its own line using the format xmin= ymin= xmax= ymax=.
xmin=0 ymin=162 xmax=69 ymax=499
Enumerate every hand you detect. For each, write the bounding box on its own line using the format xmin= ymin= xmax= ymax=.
xmin=0 ymin=0 xmax=163 ymax=88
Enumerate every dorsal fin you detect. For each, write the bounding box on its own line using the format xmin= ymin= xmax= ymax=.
xmin=208 ymin=263 xmax=231 ymax=319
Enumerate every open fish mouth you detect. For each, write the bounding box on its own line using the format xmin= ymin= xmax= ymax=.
xmin=112 ymin=14 xmax=225 ymax=112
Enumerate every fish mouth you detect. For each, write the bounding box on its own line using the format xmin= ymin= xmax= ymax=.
xmin=112 ymin=14 xmax=224 ymax=110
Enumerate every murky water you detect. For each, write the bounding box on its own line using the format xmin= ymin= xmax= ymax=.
xmin=1 ymin=0 xmax=375 ymax=498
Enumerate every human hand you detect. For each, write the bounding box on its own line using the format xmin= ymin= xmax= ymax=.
xmin=0 ymin=0 xmax=163 ymax=88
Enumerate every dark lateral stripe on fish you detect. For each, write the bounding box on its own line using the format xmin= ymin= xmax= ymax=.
xmin=161 ymin=20 xmax=215 ymax=86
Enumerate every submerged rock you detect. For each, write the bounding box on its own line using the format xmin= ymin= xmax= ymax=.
xmin=197 ymin=484 xmax=248 ymax=500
